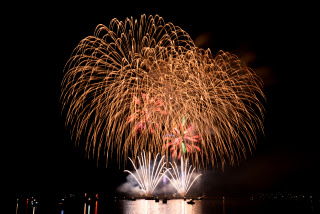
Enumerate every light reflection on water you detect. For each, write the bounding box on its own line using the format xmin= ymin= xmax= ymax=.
xmin=16 ymin=199 xmax=216 ymax=214
xmin=16 ymin=202 xmax=38 ymax=214
xmin=16 ymin=197 xmax=317 ymax=214
xmin=119 ymin=199 xmax=200 ymax=214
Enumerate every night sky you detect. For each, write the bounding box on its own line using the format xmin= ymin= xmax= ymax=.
xmin=13 ymin=2 xmax=318 ymax=196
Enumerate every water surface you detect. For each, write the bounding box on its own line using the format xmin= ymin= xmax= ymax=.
xmin=16 ymin=197 xmax=318 ymax=214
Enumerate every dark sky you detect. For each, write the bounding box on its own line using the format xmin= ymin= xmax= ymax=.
xmin=12 ymin=2 xmax=318 ymax=196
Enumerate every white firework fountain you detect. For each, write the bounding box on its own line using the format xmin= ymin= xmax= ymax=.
xmin=165 ymin=156 xmax=202 ymax=197
xmin=124 ymin=151 xmax=169 ymax=197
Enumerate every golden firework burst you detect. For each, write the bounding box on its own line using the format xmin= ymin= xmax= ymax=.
xmin=61 ymin=14 xmax=265 ymax=168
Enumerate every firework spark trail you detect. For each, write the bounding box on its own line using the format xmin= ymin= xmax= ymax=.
xmin=124 ymin=151 xmax=169 ymax=197
xmin=164 ymin=156 xmax=202 ymax=197
xmin=61 ymin=14 xmax=265 ymax=168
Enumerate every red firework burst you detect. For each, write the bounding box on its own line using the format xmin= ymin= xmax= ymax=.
xmin=163 ymin=118 xmax=201 ymax=159
xmin=127 ymin=92 xmax=167 ymax=134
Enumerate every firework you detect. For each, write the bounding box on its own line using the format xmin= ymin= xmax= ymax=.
xmin=124 ymin=151 xmax=169 ymax=197
xmin=164 ymin=156 xmax=201 ymax=197
xmin=127 ymin=92 xmax=167 ymax=134
xmin=163 ymin=116 xmax=201 ymax=159
xmin=61 ymin=14 xmax=265 ymax=168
